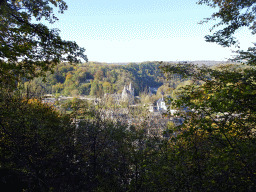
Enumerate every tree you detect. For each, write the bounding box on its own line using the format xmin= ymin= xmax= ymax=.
xmin=0 ymin=0 xmax=88 ymax=86
xmin=157 ymin=1 xmax=256 ymax=189
xmin=90 ymin=80 xmax=103 ymax=97
xmin=0 ymin=92 xmax=79 ymax=191
xmin=197 ymin=0 xmax=256 ymax=47
xmin=197 ymin=0 xmax=256 ymax=63
xmin=160 ymin=62 xmax=256 ymax=191
xmin=94 ymin=69 xmax=104 ymax=81
xmin=102 ymin=81 xmax=112 ymax=93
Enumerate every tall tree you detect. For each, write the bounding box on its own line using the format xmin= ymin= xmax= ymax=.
xmin=0 ymin=0 xmax=88 ymax=86
xmin=197 ymin=0 xmax=256 ymax=63
xmin=157 ymin=1 xmax=256 ymax=190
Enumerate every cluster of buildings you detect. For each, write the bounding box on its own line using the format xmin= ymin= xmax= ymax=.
xmin=42 ymin=82 xmax=180 ymax=116
xmin=102 ymin=83 xmax=171 ymax=115
xmin=104 ymin=82 xmax=177 ymax=115
xmin=42 ymin=82 xmax=186 ymax=139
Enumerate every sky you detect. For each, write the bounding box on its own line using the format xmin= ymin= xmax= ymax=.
xmin=45 ymin=0 xmax=254 ymax=63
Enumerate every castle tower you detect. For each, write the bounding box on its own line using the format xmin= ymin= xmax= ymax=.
xmin=129 ymin=82 xmax=134 ymax=97
xmin=129 ymin=82 xmax=132 ymax=91
xmin=121 ymin=82 xmax=134 ymax=104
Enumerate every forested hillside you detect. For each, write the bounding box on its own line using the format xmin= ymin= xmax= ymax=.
xmin=22 ymin=61 xmax=186 ymax=97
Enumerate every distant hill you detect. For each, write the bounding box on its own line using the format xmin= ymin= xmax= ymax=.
xmin=22 ymin=61 xmax=167 ymax=97
xmin=104 ymin=62 xmax=146 ymax=65
xmin=22 ymin=60 xmax=239 ymax=98
xmin=165 ymin=60 xmax=232 ymax=66
xmin=103 ymin=60 xmax=233 ymax=66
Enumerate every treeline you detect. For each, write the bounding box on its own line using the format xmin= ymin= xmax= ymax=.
xmin=22 ymin=61 xmax=187 ymax=98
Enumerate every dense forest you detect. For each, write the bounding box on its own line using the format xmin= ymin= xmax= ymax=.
xmin=21 ymin=61 xmax=188 ymax=99
xmin=1 ymin=0 xmax=256 ymax=191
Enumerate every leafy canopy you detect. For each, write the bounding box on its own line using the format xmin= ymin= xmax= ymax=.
xmin=0 ymin=0 xmax=88 ymax=84
xmin=198 ymin=0 xmax=256 ymax=47
xmin=198 ymin=0 xmax=256 ymax=64
xmin=156 ymin=1 xmax=256 ymax=190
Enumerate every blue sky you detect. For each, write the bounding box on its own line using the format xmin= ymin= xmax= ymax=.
xmin=46 ymin=0 xmax=254 ymax=63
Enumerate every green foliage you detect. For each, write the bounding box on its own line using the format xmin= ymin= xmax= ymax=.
xmin=197 ymin=0 xmax=256 ymax=64
xmin=161 ymin=62 xmax=256 ymax=191
xmin=157 ymin=1 xmax=256 ymax=187
xmin=22 ymin=61 xmax=167 ymax=97
xmin=102 ymin=81 xmax=112 ymax=93
xmin=0 ymin=91 xmax=77 ymax=191
xmin=197 ymin=0 xmax=256 ymax=47
xmin=4 ymin=0 xmax=256 ymax=191
xmin=0 ymin=0 xmax=87 ymax=87
xmin=156 ymin=84 xmax=173 ymax=96
xmin=0 ymin=89 xmax=167 ymax=191
xmin=62 ymin=97 xmax=95 ymax=119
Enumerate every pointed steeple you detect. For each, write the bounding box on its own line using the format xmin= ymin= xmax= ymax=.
xmin=161 ymin=91 xmax=164 ymax=100
xmin=129 ymin=82 xmax=132 ymax=91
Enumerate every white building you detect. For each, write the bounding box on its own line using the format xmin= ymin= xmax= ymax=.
xmin=156 ymin=96 xmax=167 ymax=112
xmin=149 ymin=95 xmax=178 ymax=115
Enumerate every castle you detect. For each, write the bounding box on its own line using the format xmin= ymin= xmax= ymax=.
xmin=104 ymin=82 xmax=135 ymax=105
xmin=121 ymin=82 xmax=134 ymax=104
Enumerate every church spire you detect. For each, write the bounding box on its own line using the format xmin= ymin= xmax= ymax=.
xmin=161 ymin=91 xmax=164 ymax=100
